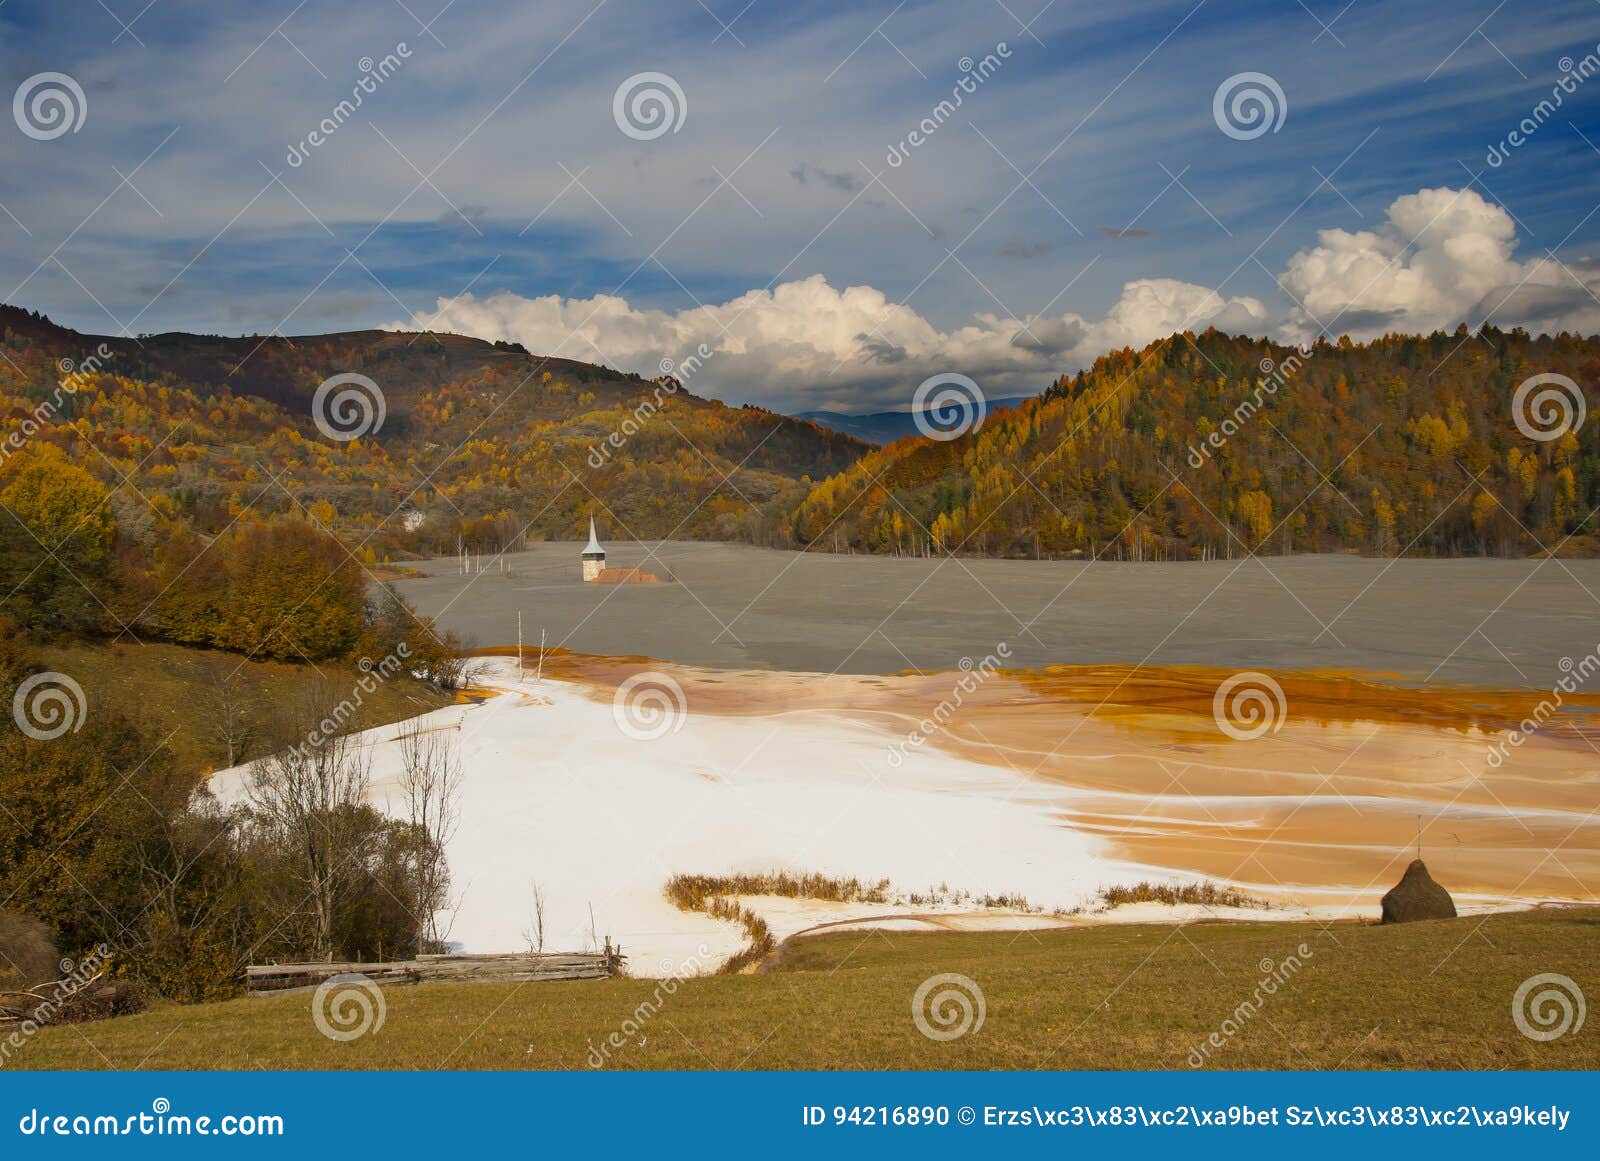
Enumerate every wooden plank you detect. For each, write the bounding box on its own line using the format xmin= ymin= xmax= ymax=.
xmin=245 ymin=950 xmax=622 ymax=993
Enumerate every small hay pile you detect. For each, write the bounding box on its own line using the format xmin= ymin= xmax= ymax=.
xmin=1380 ymin=859 xmax=1457 ymax=924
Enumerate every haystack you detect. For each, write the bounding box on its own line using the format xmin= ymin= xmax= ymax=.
xmin=1380 ymin=859 xmax=1456 ymax=924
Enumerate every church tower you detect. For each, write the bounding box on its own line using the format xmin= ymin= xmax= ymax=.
xmin=581 ymin=516 xmax=605 ymax=582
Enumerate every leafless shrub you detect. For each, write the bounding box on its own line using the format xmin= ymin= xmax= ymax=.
xmin=397 ymin=726 xmax=462 ymax=953
xmin=200 ymin=655 xmax=257 ymax=768
xmin=523 ymin=880 xmax=547 ymax=954
xmin=245 ymin=685 xmax=373 ymax=961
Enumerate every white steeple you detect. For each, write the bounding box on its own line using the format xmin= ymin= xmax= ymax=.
xmin=581 ymin=516 xmax=605 ymax=581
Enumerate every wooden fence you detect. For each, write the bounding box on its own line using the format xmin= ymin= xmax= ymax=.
xmin=246 ymin=949 xmax=623 ymax=995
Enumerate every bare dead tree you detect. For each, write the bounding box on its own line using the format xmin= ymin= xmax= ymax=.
xmin=396 ymin=725 xmax=462 ymax=953
xmin=202 ymin=657 xmax=256 ymax=768
xmin=522 ymin=879 xmax=547 ymax=954
xmin=245 ymin=687 xmax=372 ymax=962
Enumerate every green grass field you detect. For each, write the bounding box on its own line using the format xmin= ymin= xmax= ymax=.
xmin=36 ymin=641 xmax=452 ymax=775
xmin=12 ymin=909 xmax=1596 ymax=1070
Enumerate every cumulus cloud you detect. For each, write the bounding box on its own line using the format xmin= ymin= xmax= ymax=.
xmin=1279 ymin=186 xmax=1600 ymax=342
xmin=389 ymin=274 xmax=1267 ymax=412
xmin=391 ymin=187 xmax=1599 ymax=413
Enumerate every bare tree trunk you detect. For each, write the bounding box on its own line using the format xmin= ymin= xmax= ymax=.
xmin=203 ymin=657 xmax=256 ymax=768
xmin=245 ymin=686 xmax=372 ymax=962
xmin=524 ymin=880 xmax=546 ymax=954
xmin=397 ymin=726 xmax=462 ymax=954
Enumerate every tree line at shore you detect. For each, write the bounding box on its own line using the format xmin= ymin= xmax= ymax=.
xmin=0 ymin=444 xmax=472 ymax=1001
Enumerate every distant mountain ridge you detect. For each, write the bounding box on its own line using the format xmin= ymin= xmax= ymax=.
xmin=799 ymin=397 xmax=1035 ymax=444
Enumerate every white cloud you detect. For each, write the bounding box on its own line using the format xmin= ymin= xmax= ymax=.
xmin=392 ymin=186 xmax=1600 ymax=413
xmin=1279 ymin=186 xmax=1600 ymax=341
xmin=390 ymin=274 xmax=1267 ymax=412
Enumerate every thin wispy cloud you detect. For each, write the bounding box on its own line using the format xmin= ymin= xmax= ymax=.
xmin=0 ymin=0 xmax=1596 ymax=410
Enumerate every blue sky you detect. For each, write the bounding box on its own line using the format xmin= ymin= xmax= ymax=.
xmin=3 ymin=0 xmax=1600 ymax=410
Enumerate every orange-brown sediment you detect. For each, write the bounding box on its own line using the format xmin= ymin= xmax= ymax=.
xmin=486 ymin=649 xmax=1600 ymax=906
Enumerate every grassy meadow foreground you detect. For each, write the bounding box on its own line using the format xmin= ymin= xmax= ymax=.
xmin=15 ymin=910 xmax=1596 ymax=1071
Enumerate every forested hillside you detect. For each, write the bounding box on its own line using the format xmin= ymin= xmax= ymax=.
xmin=791 ymin=328 xmax=1600 ymax=559
xmin=0 ymin=305 xmax=866 ymax=558
xmin=7 ymin=306 xmax=1599 ymax=566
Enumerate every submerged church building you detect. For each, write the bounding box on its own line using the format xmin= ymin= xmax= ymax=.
xmin=580 ymin=517 xmax=661 ymax=584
